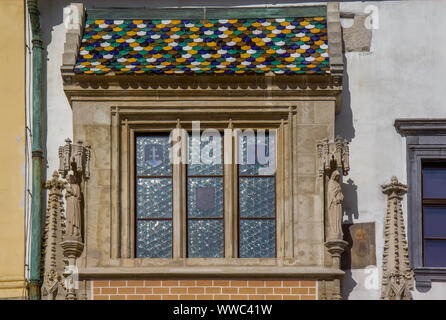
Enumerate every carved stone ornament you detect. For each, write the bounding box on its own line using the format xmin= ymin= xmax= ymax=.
xmin=58 ymin=138 xmax=91 ymax=300
xmin=381 ymin=176 xmax=414 ymax=300
xmin=317 ymin=136 xmax=350 ymax=177
xmin=41 ymin=171 xmax=66 ymax=300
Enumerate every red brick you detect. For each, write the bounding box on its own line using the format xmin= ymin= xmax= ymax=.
xmin=283 ymin=295 xmax=300 ymax=300
xmin=230 ymin=280 xmax=248 ymax=287
xmin=257 ymin=288 xmax=273 ymax=294
xmin=196 ymin=295 xmax=214 ymax=300
xmin=230 ymin=295 xmax=248 ymax=300
xmin=274 ymin=288 xmax=291 ymax=294
xmin=213 ymin=295 xmax=230 ymax=300
xmin=127 ymin=295 xmax=144 ymax=300
xmin=283 ymin=280 xmax=300 ymax=287
xmin=265 ymin=281 xmax=282 ymax=287
xmin=291 ymin=288 xmax=308 ymax=294
xmin=188 ymin=287 xmax=205 ymax=294
xmin=248 ymin=295 xmax=265 ymax=300
xmin=127 ymin=280 xmax=144 ymax=287
xmin=145 ymin=295 xmax=162 ymax=300
xmin=109 ymin=295 xmax=126 ymax=300
xmin=162 ymin=280 xmax=179 ymax=286
xmin=300 ymin=295 xmax=316 ymax=300
xmin=300 ymin=281 xmax=316 ymax=287
xmin=247 ymin=281 xmax=265 ymax=287
xmin=101 ymin=288 xmax=117 ymax=295
xmin=179 ymin=280 xmax=196 ymax=286
xmin=145 ymin=280 xmax=162 ymax=286
xmin=205 ymin=287 xmax=221 ymax=294
xmin=94 ymin=295 xmax=109 ymax=300
xmin=118 ymin=287 xmax=135 ymax=294
xmin=93 ymin=281 xmax=109 ymax=288
xmin=213 ymin=280 xmax=229 ymax=286
xmin=136 ymin=287 xmax=153 ymax=294
xmin=170 ymin=287 xmax=188 ymax=294
xmin=239 ymin=288 xmax=256 ymax=294
xmin=196 ymin=280 xmax=213 ymax=286
xmin=109 ymin=281 xmax=127 ymax=287
xmin=162 ymin=295 xmax=179 ymax=300
xmin=153 ymin=287 xmax=170 ymax=294
xmin=222 ymin=287 xmax=238 ymax=294
xmin=265 ymin=295 xmax=282 ymax=300
xmin=179 ymin=295 xmax=196 ymax=300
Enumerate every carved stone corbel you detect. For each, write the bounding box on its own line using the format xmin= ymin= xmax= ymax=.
xmin=41 ymin=171 xmax=66 ymax=300
xmin=381 ymin=177 xmax=414 ymax=300
xmin=58 ymin=138 xmax=91 ymax=300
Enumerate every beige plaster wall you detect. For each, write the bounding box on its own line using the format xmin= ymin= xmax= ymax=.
xmin=0 ymin=0 xmax=27 ymax=299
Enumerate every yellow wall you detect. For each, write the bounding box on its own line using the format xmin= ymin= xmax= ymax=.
xmin=0 ymin=0 xmax=27 ymax=299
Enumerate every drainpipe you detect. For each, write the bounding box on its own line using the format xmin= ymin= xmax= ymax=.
xmin=27 ymin=0 xmax=44 ymax=300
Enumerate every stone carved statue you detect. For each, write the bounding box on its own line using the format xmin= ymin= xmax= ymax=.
xmin=65 ymin=171 xmax=82 ymax=238
xmin=326 ymin=170 xmax=344 ymax=240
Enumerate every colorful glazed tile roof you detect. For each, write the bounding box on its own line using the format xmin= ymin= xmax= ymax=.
xmin=75 ymin=17 xmax=329 ymax=75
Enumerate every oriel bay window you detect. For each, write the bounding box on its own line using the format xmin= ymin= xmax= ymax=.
xmin=134 ymin=128 xmax=277 ymax=259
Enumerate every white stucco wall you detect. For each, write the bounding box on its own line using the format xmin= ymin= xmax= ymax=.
xmin=337 ymin=0 xmax=446 ymax=299
xmin=40 ymin=0 xmax=446 ymax=299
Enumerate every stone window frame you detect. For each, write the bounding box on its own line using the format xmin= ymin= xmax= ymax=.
xmin=111 ymin=105 xmax=297 ymax=266
xmin=395 ymin=119 xmax=446 ymax=290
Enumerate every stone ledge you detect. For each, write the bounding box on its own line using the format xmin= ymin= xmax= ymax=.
xmin=78 ymin=266 xmax=344 ymax=280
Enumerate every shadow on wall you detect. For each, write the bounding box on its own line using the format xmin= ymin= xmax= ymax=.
xmin=335 ymin=55 xmax=355 ymax=141
xmin=340 ymin=178 xmax=359 ymax=299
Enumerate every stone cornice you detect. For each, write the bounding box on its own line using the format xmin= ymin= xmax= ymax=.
xmin=395 ymin=119 xmax=446 ymax=136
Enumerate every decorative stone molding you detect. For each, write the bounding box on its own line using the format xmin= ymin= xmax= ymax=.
xmin=61 ymin=3 xmax=85 ymax=84
xmin=41 ymin=171 xmax=66 ymax=300
xmin=327 ymin=2 xmax=343 ymax=87
xmin=381 ymin=176 xmax=414 ymax=300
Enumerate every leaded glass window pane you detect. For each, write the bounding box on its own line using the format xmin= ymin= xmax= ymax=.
xmin=136 ymin=178 xmax=172 ymax=219
xmin=239 ymin=131 xmax=276 ymax=176
xmin=135 ymin=134 xmax=173 ymax=258
xmin=136 ymin=220 xmax=172 ymax=258
xmin=239 ymin=177 xmax=275 ymax=218
xmin=188 ymin=220 xmax=224 ymax=258
xmin=238 ymin=131 xmax=276 ymax=258
xmin=187 ymin=133 xmax=224 ymax=257
xmin=136 ymin=135 xmax=172 ymax=176
xmin=187 ymin=177 xmax=223 ymax=218
xmin=239 ymin=220 xmax=275 ymax=258
xmin=188 ymin=134 xmax=223 ymax=175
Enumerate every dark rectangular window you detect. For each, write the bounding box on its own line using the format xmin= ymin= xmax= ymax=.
xmin=238 ymin=132 xmax=276 ymax=258
xmin=422 ymin=162 xmax=446 ymax=267
xmin=187 ymin=134 xmax=224 ymax=258
xmin=135 ymin=134 xmax=173 ymax=258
